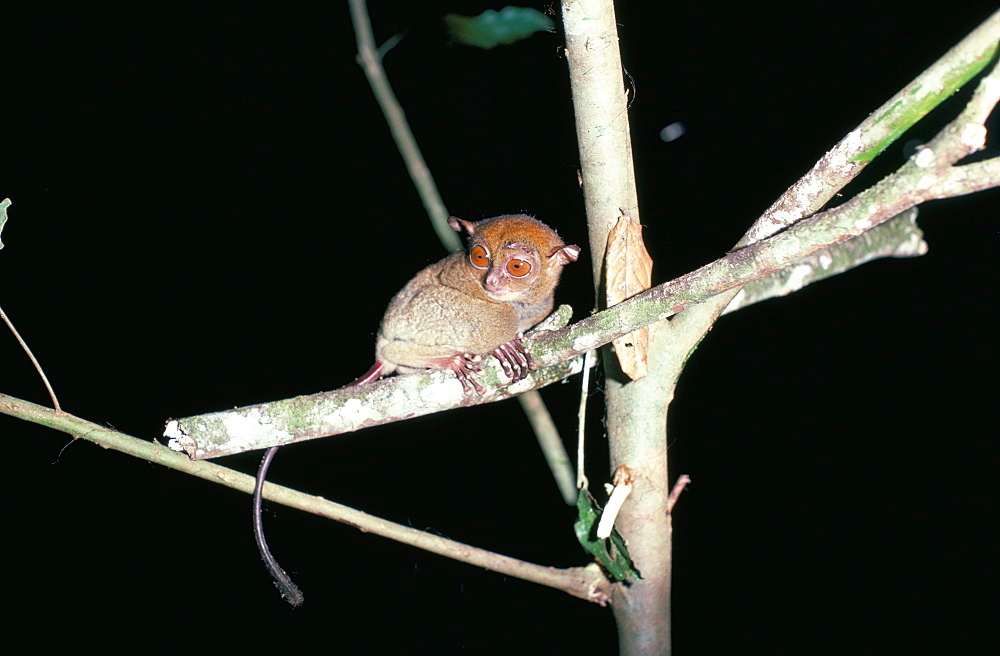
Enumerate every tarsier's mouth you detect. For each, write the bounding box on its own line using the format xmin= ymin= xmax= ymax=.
xmin=484 ymin=286 xmax=519 ymax=301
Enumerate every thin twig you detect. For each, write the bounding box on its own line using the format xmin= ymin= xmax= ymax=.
xmin=666 ymin=475 xmax=691 ymax=515
xmin=347 ymin=0 xmax=458 ymax=252
xmin=576 ymin=349 xmax=595 ymax=491
xmin=348 ymin=0 xmax=575 ymax=505
xmin=518 ymin=391 xmax=576 ymax=504
xmin=0 ymin=306 xmax=62 ymax=413
xmin=0 ymin=200 xmax=62 ymax=412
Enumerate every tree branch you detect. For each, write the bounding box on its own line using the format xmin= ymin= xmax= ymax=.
xmin=674 ymin=7 xmax=999 ymax=368
xmin=743 ymin=8 xmax=999 ymax=245
xmin=162 ymin=12 xmax=1000 ymax=460
xmin=561 ymin=2 xmax=673 ymax=652
xmin=164 ymin=30 xmax=1000 ymax=459
xmin=168 ymin=83 xmax=998 ymax=461
xmin=722 ymin=208 xmax=925 ymax=315
xmin=0 ymin=392 xmax=612 ymax=605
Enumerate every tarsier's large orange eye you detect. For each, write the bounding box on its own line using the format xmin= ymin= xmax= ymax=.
xmin=506 ymin=259 xmax=531 ymax=277
xmin=470 ymin=245 xmax=490 ymax=269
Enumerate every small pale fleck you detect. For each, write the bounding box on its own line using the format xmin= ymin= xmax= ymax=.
xmin=854 ymin=217 xmax=875 ymax=231
xmin=785 ymin=264 xmax=811 ymax=291
xmin=659 ymin=121 xmax=686 ymax=143
xmin=818 ymin=252 xmax=833 ymax=269
xmin=164 ymin=420 xmax=183 ymax=440
xmin=164 ymin=420 xmax=190 ymax=452
xmin=960 ymin=122 xmax=987 ymax=150
xmin=868 ymin=204 xmax=879 ymax=214
xmin=914 ymin=147 xmax=934 ymax=167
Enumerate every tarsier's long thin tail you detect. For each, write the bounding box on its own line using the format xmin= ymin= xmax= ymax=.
xmin=252 ymin=361 xmax=385 ymax=606
xmin=253 ymin=445 xmax=305 ymax=607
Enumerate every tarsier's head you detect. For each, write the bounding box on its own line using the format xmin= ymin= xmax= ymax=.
xmin=448 ymin=214 xmax=580 ymax=303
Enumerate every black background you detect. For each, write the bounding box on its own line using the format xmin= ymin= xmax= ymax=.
xmin=1 ymin=3 xmax=996 ymax=653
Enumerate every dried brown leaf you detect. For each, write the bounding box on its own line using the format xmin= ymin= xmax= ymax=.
xmin=605 ymin=211 xmax=653 ymax=380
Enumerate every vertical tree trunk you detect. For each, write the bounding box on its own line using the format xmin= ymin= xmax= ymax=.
xmin=561 ymin=1 xmax=681 ymax=652
xmin=604 ymin=325 xmax=679 ymax=654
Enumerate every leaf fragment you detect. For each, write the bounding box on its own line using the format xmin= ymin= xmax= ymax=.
xmin=0 ymin=198 xmax=11 ymax=251
xmin=444 ymin=7 xmax=555 ymax=50
xmin=573 ymin=488 xmax=641 ymax=582
xmin=605 ymin=211 xmax=653 ymax=380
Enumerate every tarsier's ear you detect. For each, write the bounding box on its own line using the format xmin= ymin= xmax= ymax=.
xmin=549 ymin=244 xmax=581 ymax=265
xmin=447 ymin=216 xmax=477 ymax=237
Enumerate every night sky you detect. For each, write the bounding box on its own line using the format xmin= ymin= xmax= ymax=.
xmin=2 ymin=4 xmax=997 ymax=653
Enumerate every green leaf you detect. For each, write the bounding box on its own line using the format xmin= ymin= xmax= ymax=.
xmin=444 ymin=7 xmax=554 ymax=50
xmin=573 ymin=488 xmax=642 ymax=582
xmin=0 ymin=198 xmax=10 ymax=251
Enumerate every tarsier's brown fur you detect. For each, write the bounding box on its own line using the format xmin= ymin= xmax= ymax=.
xmin=254 ymin=215 xmax=580 ymax=604
xmin=376 ymin=214 xmax=580 ymax=391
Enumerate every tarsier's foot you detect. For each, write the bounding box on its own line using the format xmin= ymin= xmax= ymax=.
xmin=492 ymin=335 xmax=537 ymax=382
xmin=448 ymin=353 xmax=485 ymax=395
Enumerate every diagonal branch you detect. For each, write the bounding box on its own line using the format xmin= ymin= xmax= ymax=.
xmin=742 ymin=9 xmax=999 ymax=246
xmin=673 ymin=8 xmax=999 ymax=353
xmin=0 ymin=392 xmax=613 ymax=605
xmin=169 ymin=183 xmax=982 ymax=460
xmin=167 ymin=10 xmax=1000 ymax=460
xmin=166 ymin=27 xmax=1000 ymax=460
xmin=169 ymin=59 xmax=1000 ymax=460
xmin=722 ymin=208 xmax=925 ymax=315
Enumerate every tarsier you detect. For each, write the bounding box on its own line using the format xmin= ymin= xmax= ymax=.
xmin=253 ymin=214 xmax=580 ymax=605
